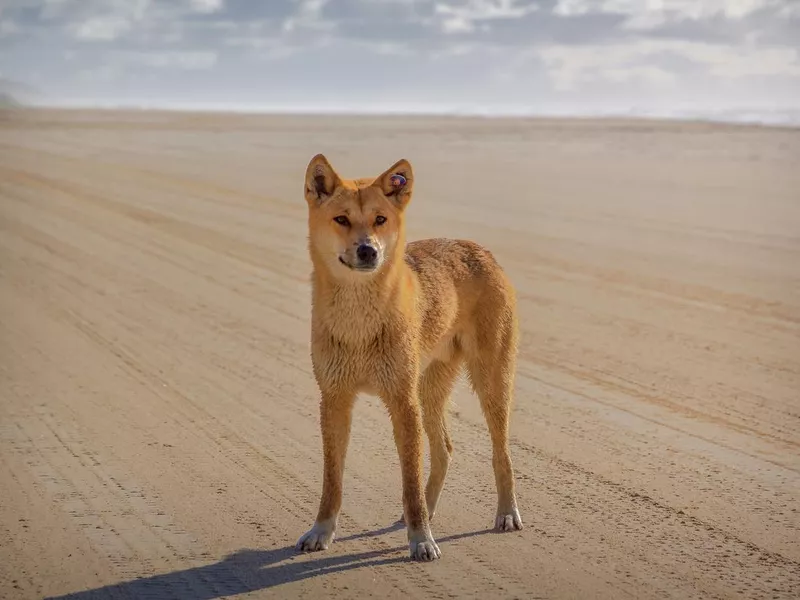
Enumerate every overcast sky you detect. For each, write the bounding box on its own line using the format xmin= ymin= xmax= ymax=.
xmin=1 ymin=0 xmax=799 ymax=115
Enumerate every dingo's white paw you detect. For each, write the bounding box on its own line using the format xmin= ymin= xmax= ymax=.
xmin=409 ymin=532 xmax=441 ymax=561
xmin=296 ymin=523 xmax=335 ymax=552
xmin=495 ymin=508 xmax=523 ymax=532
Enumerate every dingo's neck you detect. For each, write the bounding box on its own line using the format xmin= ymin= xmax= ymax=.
xmin=310 ymin=244 xmax=415 ymax=343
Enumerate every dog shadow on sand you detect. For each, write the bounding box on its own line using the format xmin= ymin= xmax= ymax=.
xmin=46 ymin=522 xmax=494 ymax=599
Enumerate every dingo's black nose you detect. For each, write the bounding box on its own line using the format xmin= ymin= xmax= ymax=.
xmin=356 ymin=244 xmax=378 ymax=264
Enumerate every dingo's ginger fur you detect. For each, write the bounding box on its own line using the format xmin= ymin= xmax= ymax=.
xmin=296 ymin=154 xmax=523 ymax=561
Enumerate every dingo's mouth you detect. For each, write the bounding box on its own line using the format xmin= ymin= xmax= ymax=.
xmin=339 ymin=256 xmax=378 ymax=272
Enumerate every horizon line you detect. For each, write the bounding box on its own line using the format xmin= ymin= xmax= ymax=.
xmin=7 ymin=100 xmax=800 ymax=129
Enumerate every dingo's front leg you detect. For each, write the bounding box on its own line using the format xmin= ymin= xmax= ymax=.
xmin=296 ymin=389 xmax=355 ymax=552
xmin=386 ymin=387 xmax=441 ymax=562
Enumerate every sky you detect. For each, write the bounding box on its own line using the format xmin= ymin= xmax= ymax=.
xmin=1 ymin=0 xmax=799 ymax=118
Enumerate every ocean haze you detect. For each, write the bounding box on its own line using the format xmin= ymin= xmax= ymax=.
xmin=1 ymin=1 xmax=798 ymax=125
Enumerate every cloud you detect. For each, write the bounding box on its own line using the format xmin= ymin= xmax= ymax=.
xmin=352 ymin=39 xmax=414 ymax=55
xmin=552 ymin=0 xmax=795 ymax=29
xmin=0 ymin=20 xmax=21 ymax=37
xmin=434 ymin=0 xmax=539 ymax=33
xmin=62 ymin=0 xmax=154 ymax=42
xmin=227 ymin=36 xmax=309 ymax=60
xmin=115 ymin=50 xmax=218 ymax=69
xmin=431 ymin=41 xmax=498 ymax=58
xmin=676 ymin=41 xmax=800 ymax=77
xmin=72 ymin=16 xmax=132 ymax=40
xmin=283 ymin=0 xmax=335 ymax=32
xmin=538 ymin=38 xmax=800 ymax=91
xmin=190 ymin=0 xmax=225 ymax=14
xmin=58 ymin=0 xmax=228 ymax=42
xmin=77 ymin=64 xmax=122 ymax=82
xmin=778 ymin=2 xmax=800 ymax=17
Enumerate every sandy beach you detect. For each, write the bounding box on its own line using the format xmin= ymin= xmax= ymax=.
xmin=1 ymin=109 xmax=799 ymax=599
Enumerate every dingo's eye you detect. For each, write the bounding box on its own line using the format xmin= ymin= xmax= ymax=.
xmin=333 ymin=216 xmax=350 ymax=226
xmin=375 ymin=215 xmax=387 ymax=226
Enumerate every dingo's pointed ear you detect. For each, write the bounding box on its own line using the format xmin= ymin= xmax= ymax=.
xmin=304 ymin=153 xmax=341 ymax=206
xmin=372 ymin=159 xmax=413 ymax=209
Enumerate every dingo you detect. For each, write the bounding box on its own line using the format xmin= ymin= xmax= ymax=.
xmin=296 ymin=154 xmax=523 ymax=561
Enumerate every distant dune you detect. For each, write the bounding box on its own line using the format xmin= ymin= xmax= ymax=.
xmin=0 ymin=92 xmax=22 ymax=108
xmin=0 ymin=78 xmax=42 ymax=107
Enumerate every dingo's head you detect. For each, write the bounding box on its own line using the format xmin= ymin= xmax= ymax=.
xmin=304 ymin=154 xmax=414 ymax=280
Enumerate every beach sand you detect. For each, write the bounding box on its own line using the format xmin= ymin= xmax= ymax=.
xmin=1 ymin=109 xmax=799 ymax=599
